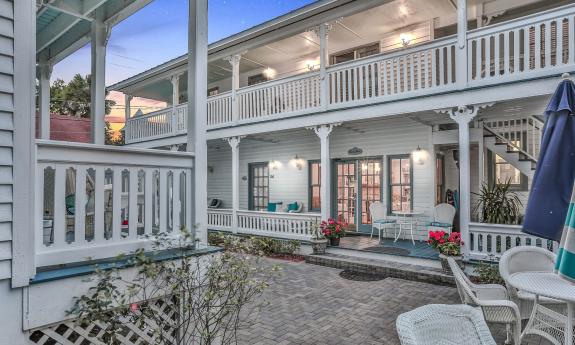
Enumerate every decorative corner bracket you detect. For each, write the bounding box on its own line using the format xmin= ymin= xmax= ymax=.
xmin=435 ymin=103 xmax=494 ymax=124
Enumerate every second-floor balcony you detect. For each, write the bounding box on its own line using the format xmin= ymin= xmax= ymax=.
xmin=121 ymin=3 xmax=575 ymax=144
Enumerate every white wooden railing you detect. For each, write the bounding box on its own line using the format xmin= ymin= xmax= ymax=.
xmin=207 ymin=209 xmax=320 ymax=240
xmin=237 ymin=72 xmax=321 ymax=122
xmin=468 ymin=222 xmax=559 ymax=261
xmin=125 ymin=103 xmax=188 ymax=144
xmin=468 ymin=5 xmax=575 ymax=86
xmin=36 ymin=140 xmax=194 ymax=267
xmin=328 ymin=37 xmax=457 ymax=108
xmin=483 ymin=115 xmax=544 ymax=161
xmin=207 ymin=91 xmax=232 ymax=127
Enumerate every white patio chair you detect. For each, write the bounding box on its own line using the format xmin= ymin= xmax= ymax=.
xmin=426 ymin=203 xmax=456 ymax=233
xmin=396 ymin=304 xmax=496 ymax=345
xmin=448 ymin=257 xmax=521 ymax=345
xmin=369 ymin=201 xmax=396 ymax=241
xmin=499 ymin=246 xmax=565 ymax=319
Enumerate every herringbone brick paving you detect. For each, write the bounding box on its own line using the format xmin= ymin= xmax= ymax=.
xmin=238 ymin=258 xmax=551 ymax=345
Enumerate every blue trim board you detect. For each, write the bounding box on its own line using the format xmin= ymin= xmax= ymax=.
xmin=31 ymin=246 xmax=223 ymax=284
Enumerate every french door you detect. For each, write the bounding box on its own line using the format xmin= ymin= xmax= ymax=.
xmin=334 ymin=158 xmax=382 ymax=233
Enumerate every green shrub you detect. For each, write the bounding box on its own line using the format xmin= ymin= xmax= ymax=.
xmin=474 ymin=260 xmax=504 ymax=285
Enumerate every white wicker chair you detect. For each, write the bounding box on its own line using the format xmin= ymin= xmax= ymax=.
xmin=448 ymin=257 xmax=521 ymax=345
xmin=426 ymin=203 xmax=456 ymax=233
xmin=396 ymin=304 xmax=496 ymax=345
xmin=369 ymin=201 xmax=396 ymax=241
xmin=499 ymin=246 xmax=565 ymax=319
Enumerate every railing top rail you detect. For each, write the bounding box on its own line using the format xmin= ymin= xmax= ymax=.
xmin=237 ymin=209 xmax=321 ymax=218
xmin=236 ymin=71 xmax=320 ymax=95
xmin=207 ymin=208 xmax=233 ymax=213
xmin=469 ymin=222 xmax=527 ymax=234
xmin=467 ymin=3 xmax=575 ymax=39
xmin=326 ymin=35 xmax=458 ymax=73
xmin=207 ymin=91 xmax=232 ymax=101
xmin=127 ymin=102 xmax=189 ymax=122
xmin=36 ymin=140 xmax=194 ymax=168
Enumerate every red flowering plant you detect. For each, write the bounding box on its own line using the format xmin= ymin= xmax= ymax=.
xmin=320 ymin=218 xmax=347 ymax=239
xmin=427 ymin=230 xmax=463 ymax=256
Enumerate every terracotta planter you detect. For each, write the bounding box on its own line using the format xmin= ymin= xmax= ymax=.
xmin=329 ymin=238 xmax=340 ymax=247
xmin=439 ymin=254 xmax=463 ymax=275
xmin=310 ymin=238 xmax=328 ymax=254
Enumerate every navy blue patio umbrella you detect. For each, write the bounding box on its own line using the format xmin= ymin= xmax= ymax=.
xmin=522 ymin=74 xmax=575 ymax=243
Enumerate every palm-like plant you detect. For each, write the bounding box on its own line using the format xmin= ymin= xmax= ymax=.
xmin=473 ymin=179 xmax=523 ymax=225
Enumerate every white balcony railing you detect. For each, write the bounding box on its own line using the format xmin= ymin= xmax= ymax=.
xmin=125 ymin=4 xmax=574 ymax=142
xmin=125 ymin=103 xmax=188 ymax=144
xmin=468 ymin=5 xmax=575 ymax=86
xmin=207 ymin=209 xmax=320 ymax=240
xmin=468 ymin=222 xmax=559 ymax=261
xmin=36 ymin=140 xmax=194 ymax=267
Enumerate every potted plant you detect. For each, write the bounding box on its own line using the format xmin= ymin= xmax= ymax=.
xmin=320 ymin=218 xmax=347 ymax=246
xmin=473 ymin=179 xmax=523 ymax=225
xmin=428 ymin=230 xmax=464 ymax=274
xmin=309 ymin=223 xmax=328 ymax=255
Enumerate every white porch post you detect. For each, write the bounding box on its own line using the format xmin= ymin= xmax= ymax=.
xmin=171 ymin=74 xmax=180 ymax=132
xmin=90 ymin=19 xmax=109 ymax=145
xmin=225 ymin=54 xmax=241 ymax=124
xmin=188 ymin=0 xmax=209 ymax=244
xmin=227 ymin=136 xmax=242 ymax=233
xmin=319 ymin=23 xmax=329 ymax=111
xmin=438 ymin=104 xmax=491 ymax=258
xmin=456 ymin=0 xmax=468 ymax=89
xmin=310 ymin=123 xmax=339 ymax=220
xmin=37 ymin=62 xmax=52 ymax=140
xmin=124 ymin=94 xmax=132 ymax=123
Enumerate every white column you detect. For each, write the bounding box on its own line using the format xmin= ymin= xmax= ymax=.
xmin=225 ymin=54 xmax=241 ymax=123
xmin=124 ymin=94 xmax=132 ymax=123
xmin=90 ymin=19 xmax=109 ymax=145
xmin=227 ymin=136 xmax=242 ymax=232
xmin=188 ymin=0 xmax=209 ymax=244
xmin=456 ymin=0 xmax=468 ymax=89
xmin=319 ymin=23 xmax=329 ymax=111
xmin=37 ymin=62 xmax=52 ymax=140
xmin=437 ymin=104 xmax=490 ymax=258
xmin=171 ymin=74 xmax=180 ymax=132
xmin=310 ymin=123 xmax=339 ymax=220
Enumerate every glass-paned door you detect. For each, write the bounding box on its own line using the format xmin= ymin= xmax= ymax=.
xmin=336 ymin=161 xmax=357 ymax=231
xmin=335 ymin=158 xmax=383 ymax=233
xmin=249 ymin=163 xmax=269 ymax=211
xmin=389 ymin=156 xmax=412 ymax=212
xmin=360 ymin=159 xmax=382 ymax=230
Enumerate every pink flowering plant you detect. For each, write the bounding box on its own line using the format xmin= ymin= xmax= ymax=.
xmin=428 ymin=230 xmax=463 ymax=256
xmin=320 ymin=218 xmax=347 ymax=239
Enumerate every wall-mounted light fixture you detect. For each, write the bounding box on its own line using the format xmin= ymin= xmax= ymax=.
xmin=263 ymin=67 xmax=276 ymax=79
xmin=291 ymin=155 xmax=305 ymax=171
xmin=268 ymin=160 xmax=281 ymax=171
xmin=400 ymin=33 xmax=412 ymax=47
xmin=412 ymin=145 xmax=427 ymax=165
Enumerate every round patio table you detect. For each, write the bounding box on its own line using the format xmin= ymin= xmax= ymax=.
xmin=392 ymin=210 xmax=423 ymax=244
xmin=508 ymin=271 xmax=575 ymax=345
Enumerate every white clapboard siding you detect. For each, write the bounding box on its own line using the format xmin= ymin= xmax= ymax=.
xmin=0 ymin=0 xmax=13 ymax=281
xmin=207 ymin=117 xmax=435 ymax=240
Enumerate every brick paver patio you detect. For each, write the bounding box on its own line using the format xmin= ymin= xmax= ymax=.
xmin=238 ymin=258 xmax=551 ymax=345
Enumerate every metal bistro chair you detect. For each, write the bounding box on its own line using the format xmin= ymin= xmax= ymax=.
xmin=369 ymin=201 xmax=396 ymax=241
xmin=396 ymin=304 xmax=496 ymax=345
xmin=448 ymin=257 xmax=521 ymax=345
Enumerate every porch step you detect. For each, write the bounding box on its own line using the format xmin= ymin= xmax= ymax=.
xmin=305 ymin=253 xmax=455 ymax=287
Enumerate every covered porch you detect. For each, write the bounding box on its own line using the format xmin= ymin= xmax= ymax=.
xmin=206 ymin=95 xmax=559 ymax=262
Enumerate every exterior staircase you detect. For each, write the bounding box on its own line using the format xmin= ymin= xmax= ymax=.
xmin=482 ymin=116 xmax=544 ymax=179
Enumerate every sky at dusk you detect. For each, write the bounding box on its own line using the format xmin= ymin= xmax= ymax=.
xmin=51 ymin=0 xmax=317 ymax=131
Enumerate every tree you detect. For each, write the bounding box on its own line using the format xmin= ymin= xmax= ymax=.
xmin=50 ymin=74 xmax=116 ymax=117
xmin=105 ymin=121 xmax=124 ymax=146
xmin=68 ymin=231 xmax=278 ymax=344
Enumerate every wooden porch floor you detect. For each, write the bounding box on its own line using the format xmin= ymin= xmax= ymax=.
xmin=339 ymin=235 xmax=438 ymax=260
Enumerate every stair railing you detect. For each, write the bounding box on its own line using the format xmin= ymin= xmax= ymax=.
xmin=482 ymin=115 xmax=543 ymax=163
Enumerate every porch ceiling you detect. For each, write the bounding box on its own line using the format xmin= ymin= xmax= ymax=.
xmin=36 ymin=0 xmax=153 ymax=64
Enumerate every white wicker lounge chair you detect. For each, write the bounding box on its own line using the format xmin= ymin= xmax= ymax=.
xmin=499 ymin=246 xmax=565 ymax=319
xmin=426 ymin=203 xmax=456 ymax=233
xmin=369 ymin=201 xmax=396 ymax=241
xmin=448 ymin=257 xmax=521 ymax=345
xmin=396 ymin=304 xmax=496 ymax=345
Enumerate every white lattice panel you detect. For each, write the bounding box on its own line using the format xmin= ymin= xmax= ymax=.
xmin=28 ymin=299 xmax=179 ymax=345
